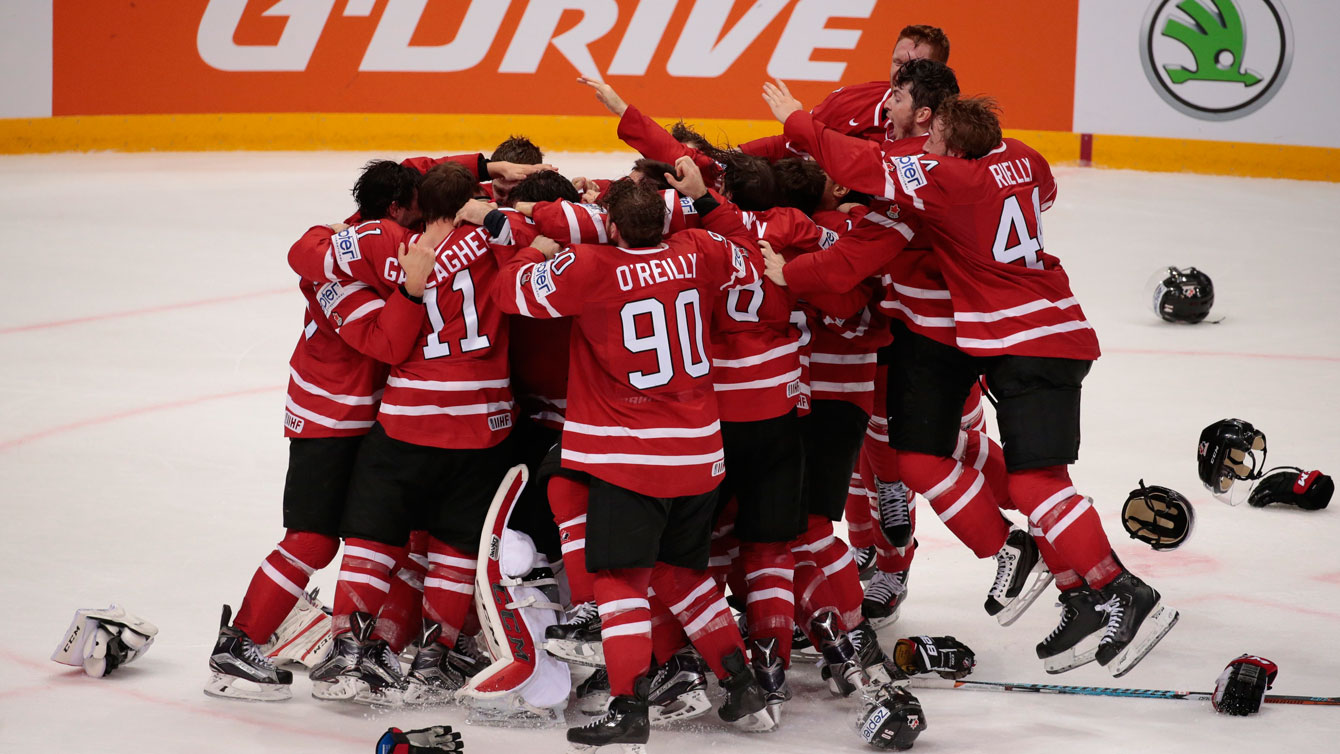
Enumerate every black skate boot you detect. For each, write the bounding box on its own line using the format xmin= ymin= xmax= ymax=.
xmin=876 ymin=478 xmax=914 ymax=548
xmin=1094 ymin=573 xmax=1179 ymax=677
xmin=545 ymin=601 xmax=603 ymax=667
xmin=985 ymin=528 xmax=1052 ymax=626
xmin=576 ymin=668 xmax=612 ymax=715
xmin=446 ymin=632 xmax=490 ymax=679
xmin=717 ymin=648 xmax=775 ymax=732
xmin=309 ymin=611 xmax=376 ymax=702
xmin=204 ymin=604 xmax=293 ymax=701
xmin=811 ymin=611 xmax=865 ymax=697
xmin=854 ymin=545 xmax=878 ymax=582
xmin=861 ymin=569 xmax=909 ymax=629
xmin=748 ymin=637 xmax=791 ymax=724
xmin=646 ymin=648 xmax=711 ymax=724
xmin=404 ymin=621 xmax=467 ymax=705
xmin=357 ymin=635 xmax=407 ymax=706
xmin=848 ymin=619 xmax=901 ymax=687
xmin=1035 ymin=586 xmax=1107 ymax=674
xmin=568 ymin=676 xmax=651 ymax=754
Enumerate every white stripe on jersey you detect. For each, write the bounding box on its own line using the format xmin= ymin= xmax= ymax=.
xmin=811 ymin=380 xmax=875 ymax=393
xmin=285 ymin=397 xmax=376 ymax=430
xmin=953 ymin=297 xmax=1080 ymax=323
xmin=956 ymin=320 xmax=1093 ymax=350
xmin=711 ymin=341 xmax=799 ymax=368
xmin=884 ymin=300 xmax=956 ymax=328
xmin=338 ymin=299 xmax=384 ymax=327
xmin=378 ymin=400 xmax=514 ymax=416
xmin=289 ymin=368 xmax=382 ymax=406
xmin=562 ymin=448 xmax=726 ymax=467
xmin=712 ymin=368 xmax=803 ymax=391
xmin=564 ymin=420 xmax=720 ymax=440
xmin=809 ymin=352 xmax=876 ymax=365
xmin=891 ymin=282 xmax=952 ymax=300
xmin=387 ymin=376 xmax=510 ymax=391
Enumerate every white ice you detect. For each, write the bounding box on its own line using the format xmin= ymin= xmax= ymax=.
xmin=0 ymin=151 xmax=1337 ymax=753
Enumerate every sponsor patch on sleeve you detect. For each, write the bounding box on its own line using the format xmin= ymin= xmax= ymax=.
xmin=893 ymin=154 xmax=928 ymax=194
xmin=818 ymin=227 xmax=839 ymax=249
xmin=315 ymin=281 xmax=348 ymax=316
xmin=332 ymin=228 xmax=361 ymax=269
xmin=530 ymin=260 xmax=556 ymax=297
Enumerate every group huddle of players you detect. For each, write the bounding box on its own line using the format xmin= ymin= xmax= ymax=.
xmin=203 ymin=23 xmax=1181 ymax=753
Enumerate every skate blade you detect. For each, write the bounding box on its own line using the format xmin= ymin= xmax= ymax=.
xmin=649 ymin=690 xmax=712 ymax=725
xmin=568 ymin=744 xmax=648 ymax=754
xmin=997 ymin=565 xmax=1054 ymax=627
xmin=311 ymin=676 xmax=364 ymax=701
xmin=403 ymin=682 xmax=460 ymax=706
xmin=1042 ymin=635 xmax=1102 ymax=675
xmin=727 ymin=708 xmax=778 ymax=733
xmin=1108 ymin=604 xmax=1179 ymax=678
xmin=354 ymin=685 xmax=405 ymax=707
xmin=203 ymin=672 xmax=292 ymax=702
xmin=545 ymin=638 xmax=606 ymax=668
xmin=765 ymin=700 xmax=784 ymax=726
xmin=465 ymin=702 xmax=566 ymax=728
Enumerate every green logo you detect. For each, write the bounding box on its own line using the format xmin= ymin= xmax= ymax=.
xmin=1140 ymin=0 xmax=1293 ymax=120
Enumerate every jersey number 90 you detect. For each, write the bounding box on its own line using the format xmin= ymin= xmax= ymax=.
xmin=621 ymin=289 xmax=710 ymax=389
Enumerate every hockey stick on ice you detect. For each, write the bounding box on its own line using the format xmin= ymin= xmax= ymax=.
xmin=907 ymin=677 xmax=1340 ymax=706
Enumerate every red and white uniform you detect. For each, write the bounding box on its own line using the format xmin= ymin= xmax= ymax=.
xmin=497 ymin=201 xmax=762 ymax=498
xmin=740 ymin=81 xmax=892 ymax=162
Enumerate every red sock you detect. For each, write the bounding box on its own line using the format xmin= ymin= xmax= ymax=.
xmin=900 ymin=451 xmax=1009 ymax=559
xmin=333 ymin=538 xmax=403 ymax=634
xmin=739 ymin=541 xmax=794 ymax=665
xmin=792 ymin=516 xmax=862 ymax=630
xmin=549 ymin=475 xmax=594 ymax=604
xmin=233 ymin=530 xmax=339 ymax=643
xmin=792 ymin=521 xmax=839 ymax=634
xmin=423 ymin=538 xmax=476 ymax=647
xmin=372 ymin=530 xmax=427 ymax=652
xmin=710 ymin=530 xmax=741 ymax=590
xmin=650 ymin=564 xmax=744 ymax=681
xmin=959 ymin=429 xmax=1014 ymax=511
xmin=648 ymin=592 xmax=688 ymax=665
xmin=595 ymin=568 xmax=653 ymax=696
xmin=845 ymin=467 xmax=876 ymax=549
xmin=1009 ymin=466 xmax=1121 ymax=589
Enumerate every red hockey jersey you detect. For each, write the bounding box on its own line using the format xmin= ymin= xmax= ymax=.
xmin=496 ymin=202 xmax=762 ymax=497
xmin=741 ymin=81 xmax=893 ymax=162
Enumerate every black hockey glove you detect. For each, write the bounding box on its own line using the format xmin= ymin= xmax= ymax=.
xmin=893 ymin=635 xmax=975 ymax=680
xmin=375 ymin=726 xmax=464 ymax=754
xmin=1212 ymin=655 xmax=1278 ymax=716
xmin=1247 ymin=468 xmax=1332 ymax=510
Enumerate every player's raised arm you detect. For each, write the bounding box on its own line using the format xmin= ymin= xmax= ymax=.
xmin=495 ymin=236 xmax=585 ymax=320
xmin=770 ymin=211 xmax=913 ymax=296
xmin=316 ymin=237 xmax=433 ymax=364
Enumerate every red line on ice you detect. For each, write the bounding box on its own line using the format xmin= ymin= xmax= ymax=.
xmin=0 ymin=386 xmax=279 ymax=452
xmin=0 ymin=287 xmax=291 ymax=335
xmin=1107 ymin=347 xmax=1340 ymax=364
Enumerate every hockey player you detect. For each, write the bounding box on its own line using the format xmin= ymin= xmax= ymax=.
xmin=768 ymin=92 xmax=1180 ymax=676
xmin=205 ymin=160 xmax=437 ymax=701
xmin=498 ymin=160 xmax=777 ymax=750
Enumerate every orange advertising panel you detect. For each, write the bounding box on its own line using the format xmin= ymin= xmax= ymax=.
xmin=53 ymin=0 xmax=1077 ymax=132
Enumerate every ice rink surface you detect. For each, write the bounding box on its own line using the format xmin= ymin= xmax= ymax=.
xmin=0 ymin=151 xmax=1337 ymax=753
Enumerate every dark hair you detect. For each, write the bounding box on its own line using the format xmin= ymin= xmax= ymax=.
xmin=937 ymin=96 xmax=1003 ymax=160
xmin=670 ymin=121 xmax=715 ymax=152
xmin=509 ymin=169 xmax=581 ymax=204
xmin=418 ymin=162 xmax=478 ymax=223
xmin=898 ymin=24 xmax=950 ymax=63
xmin=718 ymin=151 xmax=778 ymax=211
xmin=773 ymin=158 xmax=827 ymax=216
xmin=352 ymin=159 xmax=418 ymax=220
xmin=894 ymin=58 xmax=960 ymax=115
xmin=606 ymin=179 xmax=667 ymax=248
xmin=491 ymin=135 xmax=543 ymax=164
xmin=631 ymin=158 xmax=675 ymax=191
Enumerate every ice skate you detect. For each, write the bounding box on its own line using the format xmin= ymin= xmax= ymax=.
xmin=576 ymin=668 xmax=612 ymax=715
xmin=854 ymin=545 xmax=878 ymax=582
xmin=985 ymin=529 xmax=1052 ymax=625
xmin=404 ymin=623 xmax=467 ymax=705
xmin=848 ymin=619 xmax=898 ymax=687
xmin=309 ymin=612 xmax=376 ymax=702
xmin=355 ymin=636 xmax=407 ymax=706
xmin=749 ymin=638 xmax=790 ymax=724
xmin=1094 ymin=573 xmax=1179 ymax=678
xmin=861 ymin=569 xmax=909 ymax=630
xmin=876 ymin=478 xmax=913 ymax=548
xmin=646 ymin=648 xmax=711 ymax=724
xmin=545 ymin=601 xmax=604 ymax=667
xmin=567 ymin=677 xmax=650 ymax=754
xmin=811 ymin=611 xmax=865 ymax=697
xmin=258 ymin=588 xmax=332 ymax=669
xmin=717 ymin=648 xmax=775 ymax=732
xmin=1035 ymin=587 xmax=1106 ymax=674
xmin=204 ymin=604 xmax=293 ymax=701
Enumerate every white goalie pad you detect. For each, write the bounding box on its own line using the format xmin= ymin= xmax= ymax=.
xmin=259 ymin=589 xmax=333 ymax=668
xmin=52 ymin=605 xmax=158 ymax=677
xmin=457 ymin=466 xmax=571 ymax=727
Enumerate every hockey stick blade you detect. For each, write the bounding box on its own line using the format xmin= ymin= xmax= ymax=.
xmin=908 ymin=677 xmax=1340 ymax=706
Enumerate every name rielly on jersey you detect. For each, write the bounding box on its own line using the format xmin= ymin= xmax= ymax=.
xmin=989 ymin=157 xmax=1035 ymax=190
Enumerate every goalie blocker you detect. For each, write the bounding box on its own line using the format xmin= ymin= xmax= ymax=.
xmin=52 ymin=605 xmax=158 ymax=677
xmin=457 ymin=465 xmax=572 ymax=726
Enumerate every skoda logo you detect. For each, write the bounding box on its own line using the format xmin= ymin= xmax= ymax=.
xmin=1140 ymin=0 xmax=1293 ymax=120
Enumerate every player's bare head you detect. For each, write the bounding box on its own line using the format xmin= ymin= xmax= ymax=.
xmin=491 ymin=135 xmax=544 ymax=165
xmin=889 ymin=58 xmax=960 ymax=139
xmin=508 ymin=169 xmax=581 ymax=204
xmin=353 ymin=159 xmax=419 ymax=223
xmin=773 ymin=158 xmax=827 ymax=216
xmin=605 ymin=179 xmax=667 ymax=248
xmin=891 ymin=24 xmax=950 ymax=78
xmin=670 ymin=121 xmax=716 ymax=154
xmin=417 ymin=162 xmax=478 ymax=224
xmin=718 ymin=151 xmax=778 ymax=212
xmin=930 ymin=96 xmax=1002 ymax=159
xmin=630 ymin=158 xmax=676 ymax=191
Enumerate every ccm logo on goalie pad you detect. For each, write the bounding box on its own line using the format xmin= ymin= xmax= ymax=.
xmin=893 ymin=155 xmax=927 ymax=193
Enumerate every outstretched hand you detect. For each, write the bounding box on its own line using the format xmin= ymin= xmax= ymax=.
xmin=759 ymin=239 xmax=788 ymax=287
xmin=531 ymin=235 xmax=562 ymax=260
xmin=665 ymin=155 xmax=708 ymax=200
xmin=762 ymin=79 xmax=803 ymax=124
xmin=456 ymin=198 xmax=496 ymax=226
xmin=578 ymin=76 xmax=629 ymax=117
xmin=488 ymin=161 xmax=556 ymax=183
xmin=398 ymin=237 xmax=437 ymax=298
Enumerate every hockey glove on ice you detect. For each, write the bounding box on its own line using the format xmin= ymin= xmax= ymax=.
xmin=893 ymin=635 xmax=976 ymax=680
xmin=376 ymin=726 xmax=464 ymax=754
xmin=1212 ymin=655 xmax=1278 ymax=716
xmin=1247 ymin=468 xmax=1332 ymax=510
xmin=50 ymin=605 xmax=158 ymax=677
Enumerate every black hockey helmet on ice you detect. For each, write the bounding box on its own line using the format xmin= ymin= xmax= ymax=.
xmin=1152 ymin=266 xmax=1214 ymax=323
xmin=858 ymin=686 xmax=926 ymax=750
xmin=1197 ymin=418 xmax=1267 ymax=500
xmin=1122 ymin=480 xmax=1195 ymax=550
